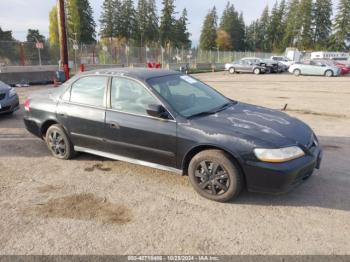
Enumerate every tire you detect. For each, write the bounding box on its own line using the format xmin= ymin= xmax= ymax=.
xmin=265 ymin=67 xmax=271 ymax=74
xmin=45 ymin=124 xmax=75 ymax=160
xmin=253 ymin=68 xmax=261 ymax=75
xmin=293 ymin=69 xmax=301 ymax=76
xmin=188 ymin=150 xmax=243 ymax=202
xmin=325 ymin=70 xmax=333 ymax=77
xmin=229 ymin=67 xmax=235 ymax=74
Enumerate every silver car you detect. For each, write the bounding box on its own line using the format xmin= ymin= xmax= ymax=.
xmin=0 ymin=81 xmax=20 ymax=115
xmin=289 ymin=60 xmax=341 ymax=77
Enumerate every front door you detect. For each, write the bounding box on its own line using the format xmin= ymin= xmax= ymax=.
xmin=104 ymin=77 xmax=177 ymax=168
xmin=57 ymin=75 xmax=108 ymax=151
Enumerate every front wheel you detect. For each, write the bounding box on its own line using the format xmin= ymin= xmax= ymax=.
xmin=325 ymin=70 xmax=333 ymax=77
xmin=229 ymin=67 xmax=235 ymax=74
xmin=45 ymin=124 xmax=75 ymax=160
xmin=188 ymin=150 xmax=243 ymax=202
xmin=253 ymin=68 xmax=261 ymax=75
xmin=293 ymin=69 xmax=301 ymax=76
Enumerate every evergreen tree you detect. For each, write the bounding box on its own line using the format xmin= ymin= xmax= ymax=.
xmin=159 ymin=0 xmax=176 ymax=47
xmin=331 ymin=0 xmax=350 ymax=50
xmin=199 ymin=7 xmax=218 ymax=50
xmin=174 ymin=9 xmax=191 ymax=48
xmin=237 ymin=12 xmax=246 ymax=51
xmin=313 ymin=0 xmax=332 ymax=49
xmin=298 ymin=0 xmax=313 ymax=50
xmin=135 ymin=0 xmax=148 ymax=46
xmin=283 ymin=0 xmax=301 ymax=48
xmin=219 ymin=2 xmax=238 ymax=50
xmin=145 ymin=0 xmax=159 ymax=44
xmin=0 ymin=27 xmax=16 ymax=61
xmin=267 ymin=1 xmax=286 ymax=51
xmin=67 ymin=0 xmax=96 ymax=44
xmin=120 ymin=0 xmax=137 ymax=41
xmin=49 ymin=6 xmax=59 ymax=47
xmin=99 ymin=0 xmax=118 ymax=39
xmin=245 ymin=20 xmax=259 ymax=51
xmin=275 ymin=0 xmax=287 ymax=51
xmin=258 ymin=6 xmax=271 ymax=51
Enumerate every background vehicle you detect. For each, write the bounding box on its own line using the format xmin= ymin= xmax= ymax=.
xmin=271 ymin=56 xmax=295 ymax=68
xmin=0 ymin=80 xmax=19 ymax=115
xmin=312 ymin=59 xmax=350 ymax=75
xmin=225 ymin=60 xmax=266 ymax=75
xmin=289 ymin=60 xmax=341 ymax=77
xmin=24 ymin=69 xmax=322 ymax=202
xmin=241 ymin=57 xmax=280 ymax=73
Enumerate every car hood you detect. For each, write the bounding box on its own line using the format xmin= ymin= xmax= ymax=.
xmin=188 ymin=102 xmax=313 ymax=148
xmin=0 ymin=81 xmax=10 ymax=92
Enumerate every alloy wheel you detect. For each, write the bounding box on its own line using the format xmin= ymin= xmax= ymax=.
xmin=194 ymin=161 xmax=230 ymax=196
xmin=48 ymin=131 xmax=67 ymax=157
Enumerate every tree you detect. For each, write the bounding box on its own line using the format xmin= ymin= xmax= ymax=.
xmin=199 ymin=7 xmax=218 ymax=50
xmin=99 ymin=0 xmax=118 ymax=40
xmin=48 ymin=6 xmax=59 ymax=47
xmin=245 ymin=20 xmax=259 ymax=51
xmin=313 ymin=0 xmax=332 ymax=49
xmin=67 ymin=0 xmax=96 ymax=44
xmin=219 ymin=2 xmax=238 ymax=50
xmin=298 ymin=0 xmax=313 ymax=50
xmin=25 ymin=29 xmax=49 ymax=64
xmin=331 ymin=0 xmax=350 ymax=50
xmin=216 ymin=30 xmax=232 ymax=50
xmin=174 ymin=8 xmax=191 ymax=49
xmin=144 ymin=0 xmax=159 ymax=45
xmin=283 ymin=0 xmax=301 ymax=48
xmin=258 ymin=5 xmax=271 ymax=51
xmin=159 ymin=0 xmax=176 ymax=47
xmin=120 ymin=0 xmax=137 ymax=42
xmin=135 ymin=0 xmax=148 ymax=46
xmin=0 ymin=27 xmax=16 ymax=62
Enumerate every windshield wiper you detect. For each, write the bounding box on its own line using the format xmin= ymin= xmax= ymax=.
xmin=188 ymin=101 xmax=235 ymax=119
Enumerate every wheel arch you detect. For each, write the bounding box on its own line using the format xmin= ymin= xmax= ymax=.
xmin=181 ymin=144 xmax=245 ymax=179
xmin=40 ymin=119 xmax=59 ymax=138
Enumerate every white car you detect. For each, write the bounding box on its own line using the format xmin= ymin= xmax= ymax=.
xmin=270 ymin=56 xmax=295 ymax=68
xmin=288 ymin=61 xmax=341 ymax=77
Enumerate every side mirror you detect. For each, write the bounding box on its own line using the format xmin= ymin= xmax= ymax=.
xmin=146 ymin=104 xmax=171 ymax=120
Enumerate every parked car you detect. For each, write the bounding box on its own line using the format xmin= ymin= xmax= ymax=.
xmin=289 ymin=60 xmax=341 ymax=77
xmin=241 ymin=57 xmax=280 ymax=73
xmin=225 ymin=60 xmax=266 ymax=75
xmin=313 ymin=59 xmax=350 ymax=75
xmin=0 ymin=80 xmax=20 ymax=115
xmin=277 ymin=62 xmax=289 ymax=72
xmin=271 ymin=56 xmax=295 ymax=68
xmin=24 ymin=69 xmax=322 ymax=202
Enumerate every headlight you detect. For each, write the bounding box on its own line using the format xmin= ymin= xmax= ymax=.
xmin=9 ymin=88 xmax=17 ymax=98
xmin=254 ymin=146 xmax=305 ymax=163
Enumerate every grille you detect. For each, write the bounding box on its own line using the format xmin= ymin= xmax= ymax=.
xmin=0 ymin=93 xmax=5 ymax=100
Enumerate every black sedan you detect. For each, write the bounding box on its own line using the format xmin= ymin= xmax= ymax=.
xmin=23 ymin=69 xmax=322 ymax=202
xmin=0 ymin=80 xmax=20 ymax=115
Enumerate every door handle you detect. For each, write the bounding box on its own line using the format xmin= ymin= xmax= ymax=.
xmin=59 ymin=113 xmax=68 ymax=118
xmin=108 ymin=122 xmax=120 ymax=129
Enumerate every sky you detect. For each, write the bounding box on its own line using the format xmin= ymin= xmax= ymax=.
xmin=0 ymin=0 xmax=340 ymax=45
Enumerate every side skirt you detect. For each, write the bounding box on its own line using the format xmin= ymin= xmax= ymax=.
xmin=74 ymin=146 xmax=183 ymax=175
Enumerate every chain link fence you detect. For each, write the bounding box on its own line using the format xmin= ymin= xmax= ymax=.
xmin=0 ymin=40 xmax=279 ymax=72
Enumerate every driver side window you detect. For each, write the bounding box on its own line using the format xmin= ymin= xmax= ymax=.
xmin=111 ymin=77 xmax=158 ymax=116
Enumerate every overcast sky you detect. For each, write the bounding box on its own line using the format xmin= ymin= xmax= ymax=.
xmin=0 ymin=0 xmax=340 ymax=45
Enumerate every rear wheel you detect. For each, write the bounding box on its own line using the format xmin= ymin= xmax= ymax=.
xmin=293 ymin=69 xmax=301 ymax=76
xmin=188 ymin=150 xmax=243 ymax=202
xmin=253 ymin=68 xmax=261 ymax=75
xmin=229 ymin=67 xmax=235 ymax=74
xmin=325 ymin=70 xmax=333 ymax=77
xmin=45 ymin=124 xmax=75 ymax=160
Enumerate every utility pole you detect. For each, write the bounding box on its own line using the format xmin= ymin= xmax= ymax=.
xmin=57 ymin=0 xmax=69 ymax=80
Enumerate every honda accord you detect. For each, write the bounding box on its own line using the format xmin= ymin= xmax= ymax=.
xmin=23 ymin=69 xmax=322 ymax=202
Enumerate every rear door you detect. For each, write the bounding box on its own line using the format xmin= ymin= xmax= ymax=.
xmin=104 ymin=76 xmax=177 ymax=168
xmin=57 ymin=75 xmax=108 ymax=151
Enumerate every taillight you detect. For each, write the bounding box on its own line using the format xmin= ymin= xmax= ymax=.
xmin=24 ymin=98 xmax=30 ymax=112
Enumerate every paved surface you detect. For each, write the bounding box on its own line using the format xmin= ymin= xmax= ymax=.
xmin=0 ymin=72 xmax=349 ymax=255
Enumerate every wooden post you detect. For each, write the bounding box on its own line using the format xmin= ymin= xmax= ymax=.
xmin=57 ymin=0 xmax=69 ymax=79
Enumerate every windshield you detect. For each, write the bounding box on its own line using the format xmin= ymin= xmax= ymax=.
xmin=147 ymin=74 xmax=232 ymax=118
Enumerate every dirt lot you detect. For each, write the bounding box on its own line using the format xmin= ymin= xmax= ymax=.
xmin=0 ymin=72 xmax=349 ymax=255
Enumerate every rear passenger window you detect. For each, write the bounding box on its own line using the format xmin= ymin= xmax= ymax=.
xmin=70 ymin=76 xmax=107 ymax=107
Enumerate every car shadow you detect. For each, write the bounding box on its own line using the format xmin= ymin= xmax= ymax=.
xmin=232 ymin=136 xmax=350 ymax=212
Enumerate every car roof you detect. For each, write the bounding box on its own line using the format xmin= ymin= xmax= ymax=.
xmin=78 ymin=68 xmax=181 ymax=81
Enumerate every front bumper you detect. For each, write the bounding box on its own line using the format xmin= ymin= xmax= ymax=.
xmin=243 ymin=146 xmax=322 ymax=194
xmin=0 ymin=94 xmax=20 ymax=114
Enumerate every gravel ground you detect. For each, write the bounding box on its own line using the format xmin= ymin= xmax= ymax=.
xmin=0 ymin=72 xmax=349 ymax=255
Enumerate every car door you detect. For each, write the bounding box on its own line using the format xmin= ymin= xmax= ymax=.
xmin=56 ymin=75 xmax=108 ymax=151
xmin=104 ymin=76 xmax=177 ymax=168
